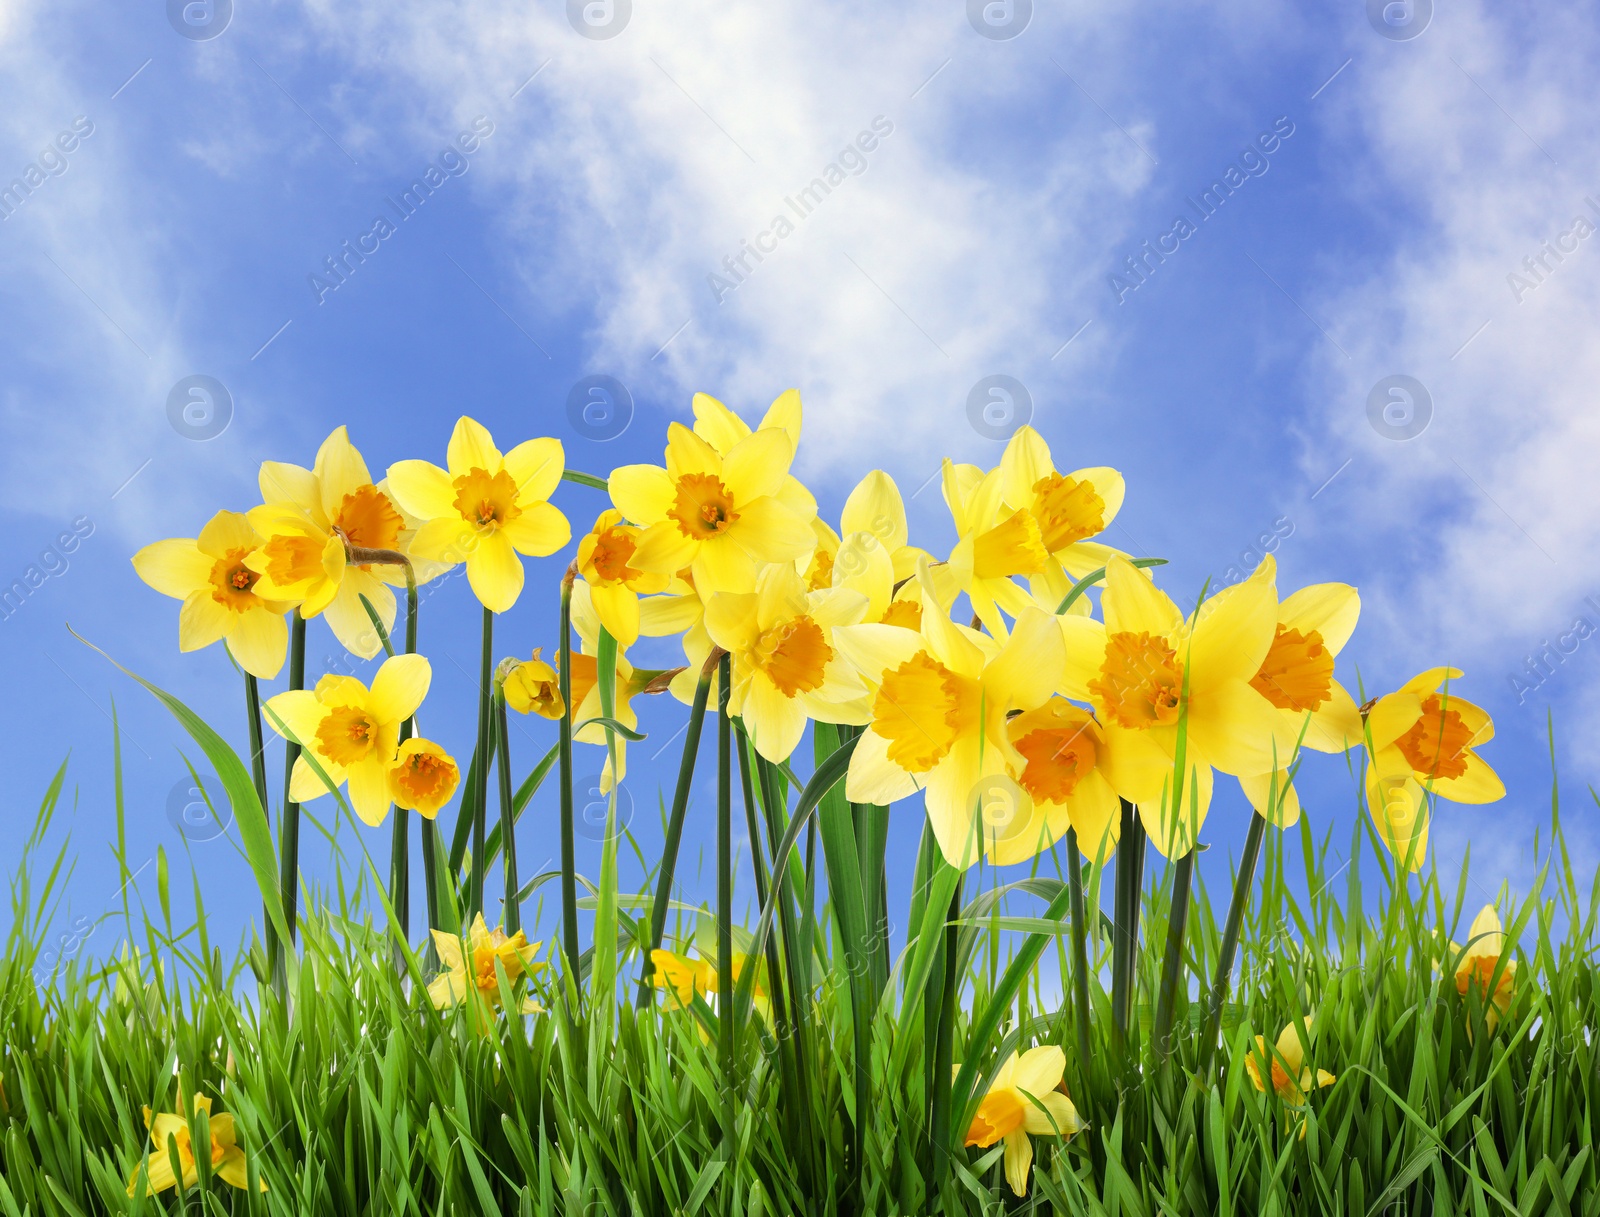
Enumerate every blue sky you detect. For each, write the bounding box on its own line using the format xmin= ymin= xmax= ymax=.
xmin=3 ymin=0 xmax=1596 ymax=964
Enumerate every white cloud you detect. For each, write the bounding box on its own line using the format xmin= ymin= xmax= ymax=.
xmin=1308 ymin=3 xmax=1600 ymax=697
xmin=295 ymin=0 xmax=1160 ymax=489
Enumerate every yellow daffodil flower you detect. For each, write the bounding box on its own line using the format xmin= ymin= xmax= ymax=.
xmin=649 ymin=948 xmax=716 ymax=1008
xmin=1450 ymin=903 xmax=1516 ymax=1036
xmin=1237 ymin=580 xmax=1364 ymax=828
xmin=1000 ymin=698 xmax=1121 ymax=865
xmin=996 ymin=426 xmax=1127 ymax=605
xmin=832 ymin=561 xmax=1064 ymax=867
xmin=689 ymin=388 xmax=819 ymax=520
xmin=828 ymin=478 xmax=951 ymax=632
xmin=609 ymin=418 xmax=815 ymax=599
xmin=634 ymin=568 xmax=715 ymax=705
xmin=650 ymin=947 xmax=771 ymax=1024
xmin=428 ymin=913 xmax=545 ymax=1018
xmin=503 ymin=648 xmax=564 ymax=718
xmin=388 ymin=738 xmax=460 ymax=818
xmin=1361 ymin=668 xmax=1503 ymax=871
xmin=131 ymin=511 xmax=293 ymax=679
xmin=565 ymin=581 xmax=677 ymax=791
xmin=1065 ymin=555 xmax=1296 ymax=859
xmin=246 ymin=426 xmax=439 ymax=659
xmin=800 ymin=515 xmax=841 ymax=591
xmin=704 ymin=563 xmax=871 ymax=762
xmin=1245 ymin=1015 xmax=1335 ymax=1106
xmin=386 ymin=416 xmax=570 ymax=613
xmin=840 ymin=469 xmax=933 ymax=585
xmin=263 ymin=653 xmax=431 ymax=826
xmin=941 ymin=458 xmax=1051 ymax=636
xmin=961 ymin=1046 xmax=1085 ymax=1197
xmin=576 ymin=508 xmax=672 ymax=647
xmin=126 ymin=1093 xmax=264 ymax=1196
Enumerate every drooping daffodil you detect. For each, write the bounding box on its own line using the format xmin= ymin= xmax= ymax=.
xmin=263 ymin=653 xmax=432 ymax=825
xmin=125 ymin=1093 xmax=264 ymax=1196
xmin=1237 ymin=579 xmax=1364 ymax=827
xmin=428 ymin=913 xmax=545 ymax=1019
xmin=940 ymin=457 xmax=1052 ymax=637
xmin=1450 ymin=903 xmax=1517 ymax=1037
xmin=1000 ymin=698 xmax=1121 ymax=866
xmin=575 ymin=508 xmax=672 ymax=647
xmin=1361 ymin=668 xmax=1503 ymax=871
xmin=502 ymin=648 xmax=565 ymax=719
xmin=387 ymin=738 xmax=460 ymax=818
xmin=1244 ymin=1015 xmax=1335 ymax=1106
xmin=961 ymin=1045 xmax=1085 ymax=1197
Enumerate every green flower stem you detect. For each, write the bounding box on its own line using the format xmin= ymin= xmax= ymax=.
xmin=244 ymin=672 xmax=274 ymax=970
xmin=1110 ymin=797 xmax=1145 ymax=1063
xmin=273 ymin=611 xmax=307 ymax=994
xmin=1065 ymin=826 xmax=1094 ymax=1094
xmin=1152 ymin=847 xmax=1195 ymax=1063
xmin=927 ymin=873 xmax=962 ymax=1200
xmin=636 ymin=649 xmax=717 ymax=1008
xmin=495 ymin=690 xmax=520 ymax=935
xmin=389 ymin=567 xmax=419 ymax=949
xmin=557 ymin=567 xmax=580 ymax=983
xmin=467 ymin=605 xmax=493 ymax=924
xmin=716 ymin=651 xmax=736 ymax=1145
xmin=1199 ymin=808 xmax=1269 ymax=1079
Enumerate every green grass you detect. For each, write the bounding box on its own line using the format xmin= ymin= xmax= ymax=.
xmin=2 ymin=727 xmax=1597 ymax=1217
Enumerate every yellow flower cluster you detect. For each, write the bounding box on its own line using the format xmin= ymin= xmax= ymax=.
xmin=133 ymin=394 xmax=1504 ymax=871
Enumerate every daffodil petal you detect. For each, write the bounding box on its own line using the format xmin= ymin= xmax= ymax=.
xmin=840 ymin=470 xmax=908 ymax=552
xmin=609 ymin=464 xmax=676 ymax=525
xmin=178 ymin=591 xmax=231 ymax=653
xmin=466 ymin=532 xmax=524 ymax=613
xmin=347 ymin=760 xmax=392 ymax=826
xmin=1010 ymin=1045 xmax=1067 ymax=1097
xmin=845 ymin=728 xmax=923 ymax=805
xmin=447 ymin=416 xmax=502 ymax=477
xmin=197 ymin=510 xmax=257 ymax=559
xmin=503 ymin=436 xmax=564 ymax=501
xmin=313 ymin=426 xmax=374 ymax=520
xmin=1187 ymin=557 xmax=1278 ymax=687
xmin=690 ymin=391 xmax=751 ymax=454
xmin=385 ymin=459 xmax=458 ymax=521
xmin=258 ymin=460 xmax=322 ymax=521
xmin=1003 ymin=1128 xmax=1033 ymax=1198
xmin=132 ymin=539 xmax=211 ymax=598
xmin=1022 ymin=1091 xmax=1083 ymax=1138
xmin=369 ymin=653 xmax=431 ymax=724
xmin=1426 ymin=751 xmax=1505 ymax=804
xmin=502 ymin=501 xmax=571 ymax=558
xmin=1102 ymin=554 xmax=1181 ymax=638
xmin=225 ymin=608 xmax=288 ymax=680
xmin=1279 ymin=582 xmax=1360 ymax=655
xmin=262 ymin=690 xmax=323 ymax=743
